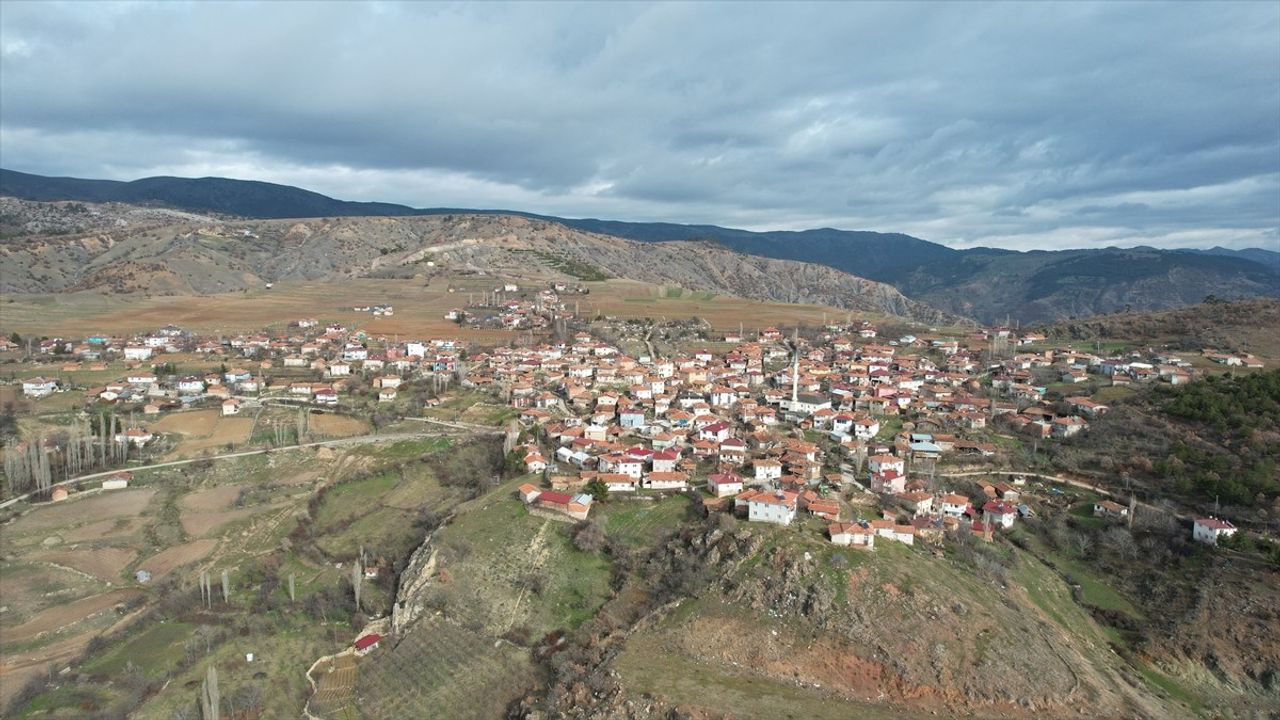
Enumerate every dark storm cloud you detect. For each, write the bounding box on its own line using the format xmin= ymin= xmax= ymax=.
xmin=1 ymin=1 xmax=1277 ymax=249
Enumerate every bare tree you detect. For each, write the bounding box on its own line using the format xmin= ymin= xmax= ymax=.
xmin=351 ymin=562 xmax=363 ymax=610
xmin=200 ymin=665 xmax=219 ymax=720
xmin=288 ymin=573 xmax=296 ymax=603
xmin=1073 ymin=530 xmax=1094 ymax=557
xmin=220 ymin=569 xmax=230 ymax=604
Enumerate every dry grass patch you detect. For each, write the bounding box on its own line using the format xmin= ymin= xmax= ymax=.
xmin=7 ymin=488 xmax=156 ymax=535
xmin=309 ymin=413 xmax=369 ymax=437
xmin=137 ymin=538 xmax=218 ymax=578
xmin=28 ymin=547 xmax=137 ymax=583
xmin=4 ymin=588 xmax=141 ymax=644
xmin=62 ymin=517 xmax=143 ymax=544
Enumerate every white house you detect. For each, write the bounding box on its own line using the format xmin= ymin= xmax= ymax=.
xmin=867 ymin=454 xmax=905 ymax=476
xmin=646 ymin=471 xmax=689 ymax=491
xmin=707 ymin=473 xmax=744 ymax=498
xmin=601 ymin=473 xmax=638 ymax=492
xmin=940 ymin=493 xmax=970 ymax=517
xmin=1192 ymin=517 xmax=1237 ymax=545
xmin=651 ymin=449 xmax=679 ymax=474
xmin=744 ymin=489 xmax=798 ymax=526
xmin=983 ymin=500 xmax=1018 ymax=529
xmin=752 ymin=459 xmax=783 ymax=483
xmin=854 ymin=417 xmax=880 ymax=440
xmin=115 ymin=427 xmax=154 ymax=447
xmin=221 ymin=399 xmax=241 ymax=416
xmin=828 ymin=522 xmax=875 ymax=549
xmin=21 ymin=377 xmax=58 ymax=397
xmin=123 ymin=345 xmax=154 ymax=361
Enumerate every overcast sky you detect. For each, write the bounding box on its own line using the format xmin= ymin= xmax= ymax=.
xmin=2 ymin=2 xmax=1278 ymax=250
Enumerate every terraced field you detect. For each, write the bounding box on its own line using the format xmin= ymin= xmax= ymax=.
xmin=315 ymin=617 xmax=533 ymax=720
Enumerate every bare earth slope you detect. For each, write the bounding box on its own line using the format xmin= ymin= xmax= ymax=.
xmin=0 ymin=203 xmax=961 ymax=324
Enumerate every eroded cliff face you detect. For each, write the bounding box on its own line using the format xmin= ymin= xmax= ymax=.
xmin=391 ymin=537 xmax=440 ymax=635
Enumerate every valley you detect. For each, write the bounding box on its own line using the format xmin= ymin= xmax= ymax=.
xmin=0 ymin=196 xmax=1277 ymax=720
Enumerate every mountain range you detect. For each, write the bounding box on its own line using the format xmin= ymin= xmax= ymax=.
xmin=3 ymin=167 xmax=1277 ymax=324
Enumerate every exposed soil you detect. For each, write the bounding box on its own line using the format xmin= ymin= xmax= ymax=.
xmin=28 ymin=547 xmax=136 ymax=583
xmin=138 ymin=539 xmax=218 ymax=578
xmin=3 ymin=588 xmax=140 ymax=643
xmin=309 ymin=413 xmax=369 ymax=437
xmin=5 ymin=489 xmax=156 ymax=535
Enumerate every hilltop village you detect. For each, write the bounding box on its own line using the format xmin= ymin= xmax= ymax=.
xmin=6 ymin=282 xmax=1261 ymax=548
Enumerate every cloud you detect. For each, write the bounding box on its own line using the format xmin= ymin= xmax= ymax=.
xmin=1 ymin=1 xmax=1277 ymax=250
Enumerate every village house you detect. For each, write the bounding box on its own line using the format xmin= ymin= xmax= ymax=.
xmin=752 ymin=458 xmax=783 ymax=483
xmin=897 ymin=491 xmax=934 ymax=517
xmin=21 ymin=377 xmax=58 ymax=397
xmin=1093 ymin=500 xmax=1129 ymax=520
xmin=982 ymin=500 xmax=1018 ymax=529
xmin=354 ymin=633 xmax=382 ymax=656
xmin=115 ymin=427 xmax=154 ymax=447
xmin=828 ymin=522 xmax=875 ymax=549
xmin=940 ymin=493 xmax=970 ymax=517
xmin=1192 ymin=517 xmax=1237 ymax=545
xmin=707 ymin=473 xmax=744 ymax=498
xmin=646 ymin=471 xmax=689 ymax=491
xmin=527 ymin=489 xmax=593 ymax=521
xmin=740 ymin=489 xmax=799 ymax=525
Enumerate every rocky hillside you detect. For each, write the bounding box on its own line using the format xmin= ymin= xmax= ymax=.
xmin=7 ymin=168 xmax=1276 ymax=325
xmin=0 ymin=202 xmax=961 ymax=324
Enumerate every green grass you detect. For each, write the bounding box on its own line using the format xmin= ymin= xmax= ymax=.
xmin=1015 ymin=526 xmax=1142 ymax=619
xmin=82 ymin=621 xmax=195 ymax=679
xmin=1093 ymin=385 xmax=1136 ymax=403
xmin=356 ymin=436 xmax=452 ymax=460
xmin=434 ymin=493 xmax=613 ymax=636
xmin=601 ymin=495 xmax=691 ymax=547
xmin=132 ymin=616 xmax=336 ymax=720
xmin=875 ymin=415 xmax=904 ymax=440
xmin=13 ymin=684 xmax=122 ymax=719
xmin=314 ymin=471 xmax=399 ymax=528
xmin=1135 ymin=660 xmax=1205 ymax=714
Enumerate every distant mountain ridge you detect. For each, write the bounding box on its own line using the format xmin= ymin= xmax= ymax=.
xmin=3 ymin=167 xmax=1276 ymax=323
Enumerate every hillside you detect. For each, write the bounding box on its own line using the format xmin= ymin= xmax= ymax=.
xmin=1040 ymin=298 xmax=1280 ymax=359
xmin=0 ymin=168 xmax=422 ymax=219
xmin=879 ymin=248 xmax=1280 ymax=325
xmin=5 ymin=168 xmax=1276 ymax=324
xmin=388 ymin=479 xmax=1277 ymax=720
xmin=0 ymin=204 xmax=960 ymax=324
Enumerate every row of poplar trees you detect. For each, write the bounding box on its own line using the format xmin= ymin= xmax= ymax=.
xmin=3 ymin=412 xmax=135 ymax=497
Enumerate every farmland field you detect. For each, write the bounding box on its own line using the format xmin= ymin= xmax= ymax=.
xmin=1 ymin=432 xmax=469 ymax=716
xmin=0 ymin=276 xmax=876 ymax=341
xmin=309 ymin=412 xmax=369 ymax=437
xmin=151 ymin=409 xmax=254 ymax=457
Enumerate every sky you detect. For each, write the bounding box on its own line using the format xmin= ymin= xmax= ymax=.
xmin=1 ymin=1 xmax=1278 ymax=251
